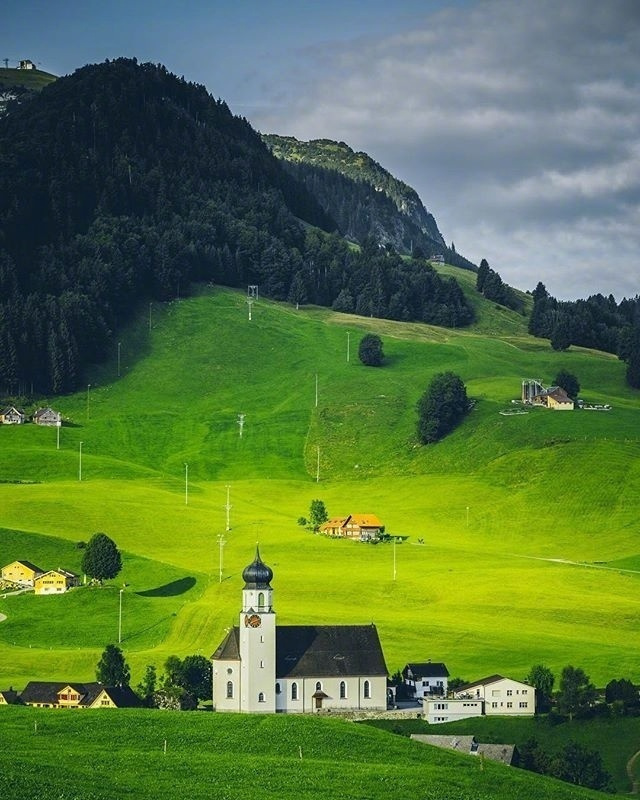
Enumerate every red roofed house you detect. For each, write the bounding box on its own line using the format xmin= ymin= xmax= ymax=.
xmin=319 ymin=514 xmax=383 ymax=541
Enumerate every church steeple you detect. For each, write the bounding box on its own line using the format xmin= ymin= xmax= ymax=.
xmin=242 ymin=546 xmax=273 ymax=589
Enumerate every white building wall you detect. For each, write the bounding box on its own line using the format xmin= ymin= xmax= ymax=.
xmin=212 ymin=658 xmax=241 ymax=711
xmin=454 ymin=677 xmax=535 ymax=717
xmin=275 ymin=675 xmax=387 ymax=713
xmin=424 ymin=698 xmax=483 ymax=724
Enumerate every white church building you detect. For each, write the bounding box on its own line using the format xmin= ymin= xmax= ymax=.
xmin=211 ymin=549 xmax=389 ymax=713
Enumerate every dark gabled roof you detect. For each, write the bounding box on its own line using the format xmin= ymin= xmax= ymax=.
xmin=211 ymin=627 xmax=240 ymax=661
xmin=0 ymin=689 xmax=21 ymax=704
xmin=276 ymin=624 xmax=387 ymax=679
xmin=403 ymin=662 xmax=449 ymax=679
xmin=455 ymin=674 xmax=505 ymax=692
xmin=20 ymin=681 xmax=140 ymax=707
xmin=4 ymin=560 xmax=44 ymax=574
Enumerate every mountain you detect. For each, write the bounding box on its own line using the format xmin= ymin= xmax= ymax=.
xmin=262 ymin=134 xmax=476 ymax=271
xmin=0 ymin=58 xmax=474 ymax=395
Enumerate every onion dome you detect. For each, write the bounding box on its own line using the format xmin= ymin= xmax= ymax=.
xmin=242 ymin=547 xmax=273 ymax=589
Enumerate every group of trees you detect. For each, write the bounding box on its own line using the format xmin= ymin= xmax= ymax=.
xmin=528 ymin=282 xmax=640 ymax=388
xmin=298 ymin=499 xmax=329 ymax=532
xmin=476 ymin=259 xmax=523 ymax=312
xmin=95 ymin=645 xmax=212 ymax=710
xmin=416 ymin=372 xmax=469 ymax=444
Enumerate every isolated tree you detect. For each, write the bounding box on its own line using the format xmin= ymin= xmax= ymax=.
xmin=554 ymin=369 xmax=580 ymax=399
xmin=556 ymin=665 xmax=596 ymax=721
xmin=416 ymin=371 xmax=469 ymax=444
xmin=81 ymin=532 xmax=122 ymax=583
xmin=96 ymin=644 xmax=130 ymax=687
xmin=527 ymin=664 xmax=555 ymax=713
xmin=309 ymin=499 xmax=328 ymax=531
xmin=358 ymin=333 xmax=384 ymax=366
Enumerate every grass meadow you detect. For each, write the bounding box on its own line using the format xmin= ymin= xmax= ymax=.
xmin=0 ymin=705 xmax=607 ymax=800
xmin=0 ymin=281 xmax=638 ymax=695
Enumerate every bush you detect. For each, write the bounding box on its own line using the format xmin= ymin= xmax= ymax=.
xmin=358 ymin=334 xmax=384 ymax=366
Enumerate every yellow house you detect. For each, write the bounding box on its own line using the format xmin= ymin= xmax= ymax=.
xmin=1 ymin=560 xmax=44 ymax=587
xmin=34 ymin=569 xmax=79 ymax=595
xmin=319 ymin=514 xmax=383 ymax=541
xmin=20 ymin=682 xmax=142 ymax=708
xmin=546 ymin=388 xmax=574 ymax=410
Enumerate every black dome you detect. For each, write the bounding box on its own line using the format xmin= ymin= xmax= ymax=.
xmin=242 ymin=548 xmax=273 ymax=589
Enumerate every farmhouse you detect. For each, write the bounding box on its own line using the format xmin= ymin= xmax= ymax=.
xmin=319 ymin=514 xmax=383 ymax=541
xmin=211 ymin=549 xmax=389 ymax=713
xmin=423 ymin=675 xmax=535 ymax=723
xmin=20 ymin=681 xmax=141 ymax=709
xmin=521 ymin=379 xmax=574 ymax=410
xmin=402 ymin=661 xmax=449 ymax=698
xmin=1 ymin=560 xmax=44 ymax=587
xmin=33 ymin=406 xmax=62 ymax=426
xmin=34 ymin=568 xmax=79 ymax=595
xmin=0 ymin=405 xmax=25 ymax=424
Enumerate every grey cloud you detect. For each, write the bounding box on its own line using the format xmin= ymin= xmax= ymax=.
xmin=252 ymin=0 xmax=640 ymax=300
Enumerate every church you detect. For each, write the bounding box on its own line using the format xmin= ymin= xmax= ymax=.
xmin=211 ymin=549 xmax=389 ymax=713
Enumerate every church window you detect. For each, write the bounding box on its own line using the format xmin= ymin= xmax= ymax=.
xmin=363 ymin=680 xmax=371 ymax=699
xmin=291 ymin=682 xmax=298 ymax=700
xmin=315 ymin=681 xmax=322 ymax=692
xmin=340 ymin=681 xmax=346 ymax=699
xmin=258 ymin=692 xmax=265 ymax=703
xmin=226 ymin=681 xmax=234 ymax=699
xmin=258 ymin=591 xmax=265 ymax=607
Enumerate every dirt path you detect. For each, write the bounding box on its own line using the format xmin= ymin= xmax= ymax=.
xmin=510 ymin=554 xmax=640 ymax=575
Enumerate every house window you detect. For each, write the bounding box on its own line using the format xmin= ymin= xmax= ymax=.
xmin=315 ymin=681 xmax=322 ymax=692
xmin=275 ymin=683 xmax=281 ymax=695
xmin=363 ymin=680 xmax=371 ymax=699
xmin=226 ymin=681 xmax=234 ymax=699
xmin=507 ymin=702 xmax=513 ymax=708
xmin=491 ymin=701 xmax=498 ymax=708
xmin=519 ymin=701 xmax=528 ymax=708
xmin=506 ymin=689 xmax=513 ymax=696
xmin=260 ymin=660 xmax=264 ymax=669
xmin=522 ymin=689 xmax=528 ymax=694
xmin=258 ymin=692 xmax=265 ymax=703
xmin=340 ymin=681 xmax=346 ymax=699
xmin=291 ymin=682 xmax=298 ymax=700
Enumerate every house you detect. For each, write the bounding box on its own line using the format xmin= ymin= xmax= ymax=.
xmin=453 ymin=674 xmax=535 ymax=717
xmin=0 ymin=405 xmax=25 ymax=425
xmin=20 ymin=681 xmax=142 ymax=709
xmin=423 ymin=696 xmax=485 ymax=723
xmin=402 ymin=661 xmax=449 ymax=698
xmin=544 ymin=387 xmax=574 ymax=410
xmin=319 ymin=514 xmax=384 ymax=541
xmin=0 ymin=689 xmax=21 ymax=705
xmin=34 ymin=569 xmax=79 ymax=595
xmin=521 ymin=379 xmax=574 ymax=410
xmin=19 ymin=59 xmax=36 ymax=70
xmin=33 ymin=407 xmax=62 ymax=427
xmin=211 ymin=549 xmax=389 ymax=713
xmin=410 ymin=734 xmax=517 ymax=766
xmin=1 ymin=560 xmax=44 ymax=587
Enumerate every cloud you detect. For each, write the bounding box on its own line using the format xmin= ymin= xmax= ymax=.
xmin=252 ymin=0 xmax=640 ymax=300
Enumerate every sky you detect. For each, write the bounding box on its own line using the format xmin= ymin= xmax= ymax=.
xmin=4 ymin=0 xmax=639 ymax=300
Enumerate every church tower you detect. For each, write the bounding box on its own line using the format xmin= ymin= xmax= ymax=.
xmin=239 ymin=548 xmax=276 ymax=712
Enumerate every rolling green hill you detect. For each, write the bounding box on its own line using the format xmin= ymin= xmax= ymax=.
xmin=0 ymin=67 xmax=57 ymax=91
xmin=0 ymin=279 xmax=638 ymax=699
xmin=0 ymin=706 xmax=606 ymax=800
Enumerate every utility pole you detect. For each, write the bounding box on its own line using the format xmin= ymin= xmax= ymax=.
xmin=316 ymin=446 xmax=320 ymax=483
xmin=315 ymin=373 xmax=318 ymax=408
xmin=118 ymin=587 xmax=124 ymax=643
xmin=225 ymin=485 xmax=231 ymax=531
xmin=247 ymin=285 xmax=258 ymax=321
xmin=217 ymin=534 xmax=226 ymax=583
xmin=237 ymin=413 xmax=245 ymax=438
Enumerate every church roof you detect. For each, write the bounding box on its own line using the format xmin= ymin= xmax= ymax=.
xmin=242 ymin=547 xmax=273 ymax=589
xmin=276 ymin=624 xmax=387 ymax=679
xmin=211 ymin=628 xmax=240 ymax=661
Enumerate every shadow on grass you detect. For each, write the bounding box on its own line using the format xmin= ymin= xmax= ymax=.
xmin=136 ymin=577 xmax=196 ymax=597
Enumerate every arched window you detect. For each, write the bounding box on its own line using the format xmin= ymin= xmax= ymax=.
xmin=258 ymin=591 xmax=265 ymax=607
xmin=275 ymin=682 xmax=281 ymax=695
xmin=315 ymin=681 xmax=322 ymax=692
xmin=363 ymin=680 xmax=371 ymax=699
xmin=258 ymin=692 xmax=265 ymax=703
xmin=291 ymin=682 xmax=298 ymax=700
xmin=226 ymin=681 xmax=234 ymax=699
xmin=340 ymin=681 xmax=346 ymax=699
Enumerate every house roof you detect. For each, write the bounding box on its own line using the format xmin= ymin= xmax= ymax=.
xmin=0 ymin=689 xmax=21 ymax=704
xmin=455 ymin=675 xmax=506 ymax=692
xmin=36 ymin=568 xmax=78 ymax=580
xmin=320 ymin=517 xmax=348 ymax=530
xmin=276 ymin=624 xmax=387 ymax=679
xmin=347 ymin=514 xmax=382 ymax=528
xmin=3 ymin=560 xmax=44 ymax=574
xmin=20 ymin=681 xmax=140 ymax=707
xmin=411 ymin=735 xmax=516 ymax=765
xmin=403 ymin=662 xmax=450 ymax=679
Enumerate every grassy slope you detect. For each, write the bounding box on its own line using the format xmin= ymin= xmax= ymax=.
xmin=0 ymin=280 xmax=638 ymax=696
xmin=0 ymin=706 xmax=605 ymax=800
xmin=0 ymin=67 xmax=57 ymax=91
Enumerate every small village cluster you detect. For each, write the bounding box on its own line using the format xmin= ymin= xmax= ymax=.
xmin=0 ymin=406 xmax=62 ymax=426
xmin=0 ymin=551 xmax=536 ymax=732
xmin=1 ymin=560 xmax=79 ymax=595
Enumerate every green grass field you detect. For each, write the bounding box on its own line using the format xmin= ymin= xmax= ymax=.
xmin=0 ymin=67 xmax=57 ymax=91
xmin=0 ymin=706 xmax=607 ymax=800
xmin=0 ymin=280 xmax=638 ymax=696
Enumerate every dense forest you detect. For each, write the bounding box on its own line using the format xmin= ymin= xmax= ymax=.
xmin=528 ymin=283 xmax=640 ymax=388
xmin=0 ymin=59 xmax=474 ymax=395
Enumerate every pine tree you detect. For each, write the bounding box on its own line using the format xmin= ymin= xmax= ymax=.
xmin=96 ymin=644 xmax=130 ymax=687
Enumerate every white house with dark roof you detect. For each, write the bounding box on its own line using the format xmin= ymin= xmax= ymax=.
xmin=402 ymin=661 xmax=449 ymax=698
xmin=211 ymin=549 xmax=389 ymax=713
